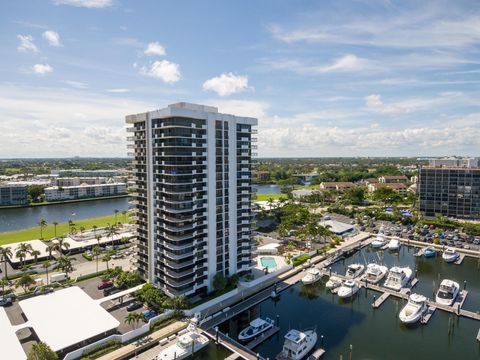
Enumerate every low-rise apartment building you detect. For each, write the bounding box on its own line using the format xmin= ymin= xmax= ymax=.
xmin=368 ymin=182 xmax=407 ymax=196
xmin=378 ymin=175 xmax=408 ymax=184
xmin=0 ymin=184 xmax=28 ymax=206
xmin=51 ymin=169 xmax=121 ymax=177
xmin=44 ymin=183 xmax=127 ymax=201
xmin=319 ymin=182 xmax=355 ymax=192
xmin=53 ymin=177 xmax=106 ymax=187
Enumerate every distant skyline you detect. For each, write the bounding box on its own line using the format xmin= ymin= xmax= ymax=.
xmin=1 ymin=0 xmax=480 ymax=158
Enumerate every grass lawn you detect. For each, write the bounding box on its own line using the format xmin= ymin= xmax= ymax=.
xmin=253 ymin=193 xmax=288 ymax=202
xmin=0 ymin=214 xmax=131 ymax=246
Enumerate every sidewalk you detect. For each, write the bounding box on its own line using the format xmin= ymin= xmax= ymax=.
xmin=96 ymin=321 xmax=187 ymax=360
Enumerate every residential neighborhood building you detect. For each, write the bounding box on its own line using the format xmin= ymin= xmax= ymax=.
xmin=368 ymin=182 xmax=407 ymax=196
xmin=44 ymin=183 xmax=127 ymax=201
xmin=126 ymin=102 xmax=257 ymax=298
xmin=378 ymin=175 xmax=408 ymax=184
xmin=53 ymin=177 xmax=106 ymax=187
xmin=0 ymin=183 xmax=28 ymax=206
xmin=419 ymin=166 xmax=480 ymax=219
xmin=319 ymin=181 xmax=355 ymax=192
xmin=51 ymin=169 xmax=121 ymax=177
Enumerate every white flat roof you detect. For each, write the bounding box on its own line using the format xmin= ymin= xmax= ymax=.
xmin=58 ymin=232 xmax=134 ymax=250
xmin=1 ymin=240 xmax=54 ymax=264
xmin=0 ymin=308 xmax=26 ymax=360
xmin=258 ymin=243 xmax=280 ymax=250
xmin=320 ymin=220 xmax=355 ymax=235
xmin=19 ymin=286 xmax=120 ymax=352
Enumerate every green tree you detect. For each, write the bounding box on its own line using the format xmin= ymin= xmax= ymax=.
xmin=52 ymin=222 xmax=59 ymax=238
xmin=57 ymin=256 xmax=74 ymax=278
xmin=165 ymin=295 xmax=189 ymax=314
xmin=16 ymin=273 xmax=35 ymax=293
xmin=38 ymin=218 xmax=47 ymax=239
xmin=93 ymin=245 xmax=101 ymax=273
xmin=102 ymin=253 xmax=111 ymax=270
xmin=106 ymin=224 xmax=118 ymax=247
xmin=373 ymin=187 xmax=402 ymax=207
xmin=343 ymin=187 xmax=366 ymax=205
xmin=54 ymin=237 xmax=70 ymax=255
xmin=114 ymin=209 xmax=119 ymax=224
xmin=92 ymin=225 xmax=98 ymax=236
xmin=28 ymin=185 xmax=46 ymax=203
xmin=0 ymin=278 xmax=9 ymax=295
xmin=212 ymin=273 xmax=227 ymax=292
xmin=27 ymin=341 xmax=58 ymax=360
xmin=124 ymin=312 xmax=143 ymax=330
xmin=31 ymin=250 xmax=41 ymax=264
xmin=0 ymin=246 xmax=13 ymax=279
xmin=122 ymin=210 xmax=128 ymax=223
xmin=16 ymin=243 xmax=33 ymax=268
xmin=43 ymin=260 xmax=51 ymax=285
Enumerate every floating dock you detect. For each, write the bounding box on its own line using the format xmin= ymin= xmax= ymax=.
xmin=421 ymin=306 xmax=437 ymax=324
xmin=455 ymin=254 xmax=465 ymax=265
xmin=307 ymin=348 xmax=326 ymax=359
xmin=477 ymin=328 xmax=480 ymax=342
xmin=246 ymin=326 xmax=280 ymax=350
xmin=372 ymin=292 xmax=390 ymax=308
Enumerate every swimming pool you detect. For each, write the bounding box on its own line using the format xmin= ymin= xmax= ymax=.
xmin=260 ymin=256 xmax=277 ymax=269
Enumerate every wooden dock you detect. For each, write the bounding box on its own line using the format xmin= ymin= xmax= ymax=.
xmin=307 ymin=348 xmax=326 ymax=359
xmin=246 ymin=326 xmax=280 ymax=350
xmin=203 ymin=329 xmax=265 ymax=360
xmin=372 ymin=292 xmax=390 ymax=308
xmin=455 ymin=254 xmax=465 ymax=265
xmin=453 ymin=290 xmax=468 ymax=311
xmin=421 ymin=306 xmax=436 ymax=324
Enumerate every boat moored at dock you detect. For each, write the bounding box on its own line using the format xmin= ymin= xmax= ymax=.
xmin=384 ymin=266 xmax=412 ymax=291
xmin=363 ymin=263 xmax=388 ymax=284
xmin=399 ymin=293 xmax=428 ymax=324
xmin=238 ymin=317 xmax=275 ymax=341
xmin=345 ymin=263 xmax=365 ymax=279
xmin=435 ymin=279 xmax=460 ymax=306
xmin=301 ymin=268 xmax=322 ymax=285
xmin=442 ymin=247 xmax=460 ymax=263
xmin=276 ymin=329 xmax=318 ymax=360
xmin=337 ymin=280 xmax=360 ymax=299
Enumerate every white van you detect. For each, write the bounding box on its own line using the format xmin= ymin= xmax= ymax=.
xmin=50 ymin=273 xmax=68 ymax=282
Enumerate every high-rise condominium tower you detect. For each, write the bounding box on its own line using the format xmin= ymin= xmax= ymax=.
xmin=126 ymin=103 xmax=258 ymax=298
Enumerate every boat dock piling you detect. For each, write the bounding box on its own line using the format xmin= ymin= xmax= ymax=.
xmin=421 ymin=306 xmax=437 ymax=324
xmin=372 ymin=292 xmax=390 ymax=308
xmin=246 ymin=326 xmax=280 ymax=350
xmin=453 ymin=290 xmax=468 ymax=311
xmin=476 ymin=328 xmax=480 ymax=342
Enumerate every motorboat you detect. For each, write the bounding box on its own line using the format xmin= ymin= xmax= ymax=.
xmin=371 ymin=227 xmax=386 ymax=248
xmin=442 ymin=247 xmax=460 ymax=263
xmin=301 ymin=268 xmax=322 ymax=285
xmin=157 ymin=319 xmax=209 ymax=360
xmin=423 ymin=247 xmax=436 ymax=258
xmin=399 ymin=293 xmax=428 ymax=324
xmin=276 ymin=329 xmax=317 ymax=360
xmin=337 ymin=280 xmax=360 ymax=298
xmin=435 ymin=279 xmax=460 ymax=306
xmin=325 ymin=276 xmax=342 ymax=290
xmin=345 ymin=264 xmax=365 ymax=279
xmin=238 ymin=317 xmax=275 ymax=341
xmin=363 ymin=263 xmax=388 ymax=284
xmin=387 ymin=238 xmax=401 ymax=251
xmin=384 ymin=266 xmax=412 ymax=291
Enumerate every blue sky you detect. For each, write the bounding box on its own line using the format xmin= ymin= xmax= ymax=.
xmin=1 ymin=0 xmax=480 ymax=158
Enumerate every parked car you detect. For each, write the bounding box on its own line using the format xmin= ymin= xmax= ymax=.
xmin=143 ymin=309 xmax=158 ymax=322
xmin=97 ymin=281 xmax=113 ymax=290
xmin=127 ymin=302 xmax=143 ymax=312
xmin=33 ymin=286 xmax=54 ymax=296
xmin=0 ymin=297 xmax=12 ymax=307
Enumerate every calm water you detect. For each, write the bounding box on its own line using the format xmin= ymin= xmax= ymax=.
xmin=220 ymin=246 xmax=480 ymax=360
xmin=0 ymin=197 xmax=130 ymax=232
xmin=254 ymin=185 xmax=282 ymax=195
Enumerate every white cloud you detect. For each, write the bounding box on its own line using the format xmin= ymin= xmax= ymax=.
xmin=364 ymin=94 xmax=458 ymax=114
xmin=64 ymin=80 xmax=88 ymax=89
xmin=214 ymin=100 xmax=269 ymax=119
xmin=144 ymin=42 xmax=166 ymax=56
xmin=317 ymin=54 xmax=368 ymax=73
xmin=106 ymin=88 xmax=129 ymax=93
xmin=202 ymin=73 xmax=249 ymax=96
xmin=0 ymin=84 xmax=154 ymax=157
xmin=32 ymin=64 xmax=53 ymax=75
xmin=42 ymin=30 xmax=61 ymax=46
xmin=141 ymin=60 xmax=181 ymax=83
xmin=17 ymin=35 xmax=38 ymax=52
xmin=52 ymin=0 xmax=113 ymax=8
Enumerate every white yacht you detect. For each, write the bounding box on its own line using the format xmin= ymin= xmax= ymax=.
xmin=157 ymin=319 xmax=209 ymax=360
xmin=301 ymin=268 xmax=322 ymax=285
xmin=371 ymin=227 xmax=386 ymax=248
xmin=387 ymin=238 xmax=401 ymax=251
xmin=435 ymin=279 xmax=460 ymax=306
xmin=363 ymin=263 xmax=388 ymax=284
xmin=325 ymin=276 xmax=342 ymax=290
xmin=345 ymin=264 xmax=365 ymax=279
xmin=276 ymin=329 xmax=317 ymax=360
xmin=238 ymin=317 xmax=275 ymax=341
xmin=337 ymin=280 xmax=360 ymax=298
xmin=399 ymin=293 xmax=428 ymax=324
xmin=442 ymin=247 xmax=460 ymax=263
xmin=384 ymin=266 xmax=412 ymax=291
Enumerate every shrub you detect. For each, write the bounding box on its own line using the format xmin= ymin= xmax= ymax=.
xmin=82 ymin=253 xmax=93 ymax=261
xmin=292 ymin=254 xmax=310 ymax=267
xmin=80 ymin=340 xmax=122 ymax=360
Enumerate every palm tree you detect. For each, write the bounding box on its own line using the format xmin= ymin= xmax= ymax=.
xmin=16 ymin=273 xmax=35 ymax=293
xmin=31 ymin=250 xmax=41 ymax=264
xmin=102 ymin=253 xmax=111 ymax=271
xmin=0 ymin=246 xmax=13 ymax=280
xmin=106 ymin=224 xmax=118 ymax=247
xmin=52 ymin=221 xmax=59 ymax=238
xmin=267 ymin=197 xmax=274 ymax=215
xmin=114 ymin=209 xmax=119 ymax=224
xmin=122 ymin=210 xmax=128 ymax=223
xmin=93 ymin=245 xmax=101 ymax=273
xmin=54 ymin=237 xmax=70 ymax=255
xmin=46 ymin=244 xmax=56 ymax=259
xmin=79 ymin=226 xmax=85 ymax=235
xmin=167 ymin=295 xmax=189 ymax=314
xmin=57 ymin=256 xmax=74 ymax=278
xmin=124 ymin=312 xmax=143 ymax=329
xmin=92 ymin=225 xmax=98 ymax=236
xmin=43 ymin=260 xmax=51 ymax=285
xmin=15 ymin=243 xmax=33 ymax=268
xmin=68 ymin=219 xmax=75 ymax=233
xmin=38 ymin=218 xmax=47 ymax=239
xmin=27 ymin=341 xmax=58 ymax=360
xmin=0 ymin=278 xmax=9 ymax=295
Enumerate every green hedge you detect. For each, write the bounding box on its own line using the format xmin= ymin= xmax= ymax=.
xmin=292 ymin=254 xmax=311 ymax=267
xmin=82 ymin=253 xmax=93 ymax=261
xmin=80 ymin=340 xmax=122 ymax=360
xmin=76 ymin=270 xmax=107 ymax=282
xmin=6 ymin=270 xmax=37 ymax=281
